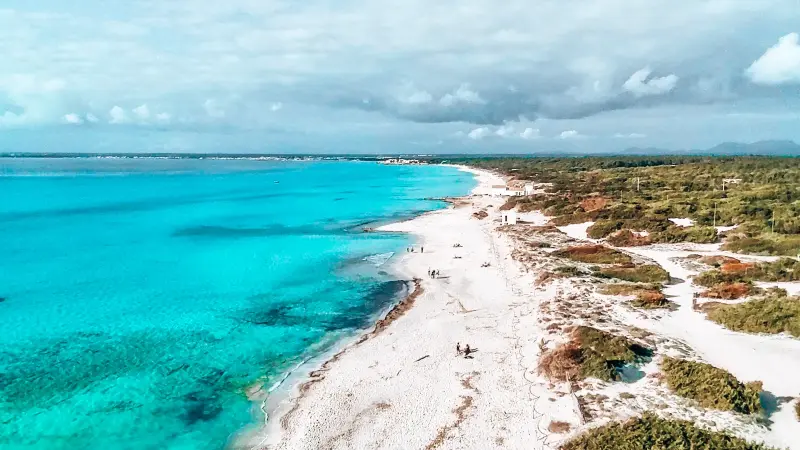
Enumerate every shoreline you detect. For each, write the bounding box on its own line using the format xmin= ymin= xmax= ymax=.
xmin=235 ymin=164 xmax=491 ymax=449
xmin=250 ymin=164 xmax=560 ymax=449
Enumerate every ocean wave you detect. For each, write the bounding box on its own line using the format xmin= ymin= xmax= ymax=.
xmin=363 ymin=252 xmax=394 ymax=267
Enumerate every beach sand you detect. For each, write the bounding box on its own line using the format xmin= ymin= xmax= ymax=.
xmin=250 ymin=166 xmax=567 ymax=450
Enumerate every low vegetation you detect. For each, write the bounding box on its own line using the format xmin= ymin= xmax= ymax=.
xmin=605 ymin=229 xmax=650 ymax=246
xmin=554 ymin=266 xmax=588 ymax=277
xmin=694 ymin=258 xmax=800 ymax=288
xmin=561 ymin=413 xmax=776 ymax=450
xmin=795 ymin=400 xmax=800 ymax=421
xmin=722 ymin=234 xmax=800 ymax=257
xmin=594 ymin=264 xmax=670 ymax=283
xmin=705 ymin=295 xmax=800 ymax=337
xmin=538 ymin=326 xmax=652 ymax=382
xmin=700 ymin=282 xmax=757 ymax=300
xmin=599 ymin=283 xmax=673 ymax=309
xmin=631 ymin=291 xmax=672 ymax=309
xmin=552 ymin=245 xmax=632 ymax=264
xmin=548 ymin=421 xmax=571 ymax=433
xmin=437 ymin=156 xmax=800 ymax=255
xmin=661 ymin=357 xmax=763 ymax=414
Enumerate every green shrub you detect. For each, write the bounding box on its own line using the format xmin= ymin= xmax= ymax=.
xmin=706 ymin=296 xmax=800 ymax=337
xmin=694 ymin=258 xmax=800 ymax=287
xmin=795 ymin=400 xmax=800 ymax=421
xmin=599 ymin=283 xmax=661 ymax=296
xmin=587 ymin=220 xmax=624 ymax=239
xmin=595 ymin=265 xmax=670 ymax=283
xmin=554 ymin=266 xmax=587 ymax=277
xmin=661 ymin=357 xmax=762 ymax=414
xmin=561 ymin=413 xmax=776 ymax=450
xmin=722 ymin=235 xmax=800 ymax=256
xmin=538 ymin=326 xmax=652 ymax=382
xmin=652 ymin=225 xmax=718 ymax=244
xmin=552 ymin=245 xmax=632 ymax=264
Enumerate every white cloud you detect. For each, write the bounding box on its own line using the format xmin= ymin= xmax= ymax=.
xmin=559 ymin=130 xmax=584 ymax=139
xmin=440 ymin=84 xmax=485 ymax=107
xmin=109 ymin=106 xmax=127 ymax=124
xmin=495 ymin=124 xmax=515 ymax=137
xmin=613 ymin=132 xmax=646 ymax=138
xmin=404 ymin=90 xmax=433 ymax=104
xmin=623 ymin=68 xmax=679 ymax=97
xmin=133 ymin=104 xmax=150 ymax=120
xmin=270 ymin=102 xmax=283 ymax=112
xmin=467 ymin=127 xmax=491 ymax=140
xmin=746 ymin=32 xmax=800 ymax=85
xmin=156 ymin=112 xmax=171 ymax=122
xmin=520 ymin=127 xmax=541 ymax=139
xmin=86 ymin=113 xmax=99 ymax=123
xmin=63 ymin=113 xmax=83 ymax=124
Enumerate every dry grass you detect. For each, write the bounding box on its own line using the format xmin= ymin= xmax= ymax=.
xmin=700 ymin=255 xmax=741 ymax=267
xmin=606 ymin=229 xmax=651 ymax=247
xmin=472 ymin=210 xmax=488 ymax=220
xmin=700 ymin=282 xmax=755 ymax=300
xmin=548 ymin=421 xmax=572 ymax=433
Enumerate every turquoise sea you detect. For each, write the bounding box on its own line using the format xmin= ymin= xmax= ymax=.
xmin=0 ymin=158 xmax=475 ymax=450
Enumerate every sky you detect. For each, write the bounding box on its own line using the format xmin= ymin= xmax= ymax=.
xmin=1 ymin=0 xmax=800 ymax=154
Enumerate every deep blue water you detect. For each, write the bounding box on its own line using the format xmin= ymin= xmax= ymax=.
xmin=0 ymin=158 xmax=475 ymax=450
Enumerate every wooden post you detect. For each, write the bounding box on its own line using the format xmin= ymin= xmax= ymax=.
xmin=771 ymin=210 xmax=775 ymax=233
xmin=713 ymin=202 xmax=717 ymax=228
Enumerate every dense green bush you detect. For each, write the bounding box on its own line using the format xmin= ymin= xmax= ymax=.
xmin=595 ymin=265 xmax=670 ymax=283
xmin=652 ymin=226 xmax=718 ymax=244
xmin=661 ymin=357 xmax=762 ymax=414
xmin=722 ymin=235 xmax=800 ymax=256
xmin=694 ymin=258 xmax=800 ymax=287
xmin=538 ymin=326 xmax=652 ymax=382
xmin=561 ymin=413 xmax=776 ymax=450
xmin=706 ymin=295 xmax=800 ymax=337
xmin=551 ymin=245 xmax=632 ymax=264
xmin=587 ymin=220 xmax=624 ymax=239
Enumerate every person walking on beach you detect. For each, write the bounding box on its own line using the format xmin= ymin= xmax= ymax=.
xmin=456 ymin=342 xmax=461 ymax=356
xmin=464 ymin=344 xmax=471 ymax=357
xmin=421 ymin=246 xmax=424 ymax=253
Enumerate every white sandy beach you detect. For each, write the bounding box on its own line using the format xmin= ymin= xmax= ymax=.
xmin=248 ymin=166 xmax=800 ymax=450
xmin=249 ymin=167 xmax=569 ymax=450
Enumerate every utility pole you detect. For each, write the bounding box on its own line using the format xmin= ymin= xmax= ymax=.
xmin=771 ymin=209 xmax=775 ymax=233
xmin=713 ymin=202 xmax=717 ymax=228
xmin=636 ymin=177 xmax=640 ymax=192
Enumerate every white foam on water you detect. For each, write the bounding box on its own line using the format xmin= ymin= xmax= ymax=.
xmin=363 ymin=251 xmax=394 ymax=267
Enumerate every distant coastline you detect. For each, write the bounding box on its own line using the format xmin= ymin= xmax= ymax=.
xmin=2 ymin=139 xmax=799 ymax=159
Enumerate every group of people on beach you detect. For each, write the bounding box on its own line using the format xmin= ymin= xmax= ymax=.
xmin=427 ymin=269 xmax=440 ymax=278
xmin=456 ymin=342 xmax=474 ymax=358
xmin=406 ymin=246 xmax=424 ymax=253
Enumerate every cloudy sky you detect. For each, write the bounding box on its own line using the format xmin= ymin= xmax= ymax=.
xmin=1 ymin=0 xmax=800 ymax=153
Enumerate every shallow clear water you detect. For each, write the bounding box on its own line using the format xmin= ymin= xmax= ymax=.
xmin=0 ymin=158 xmax=474 ymax=450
